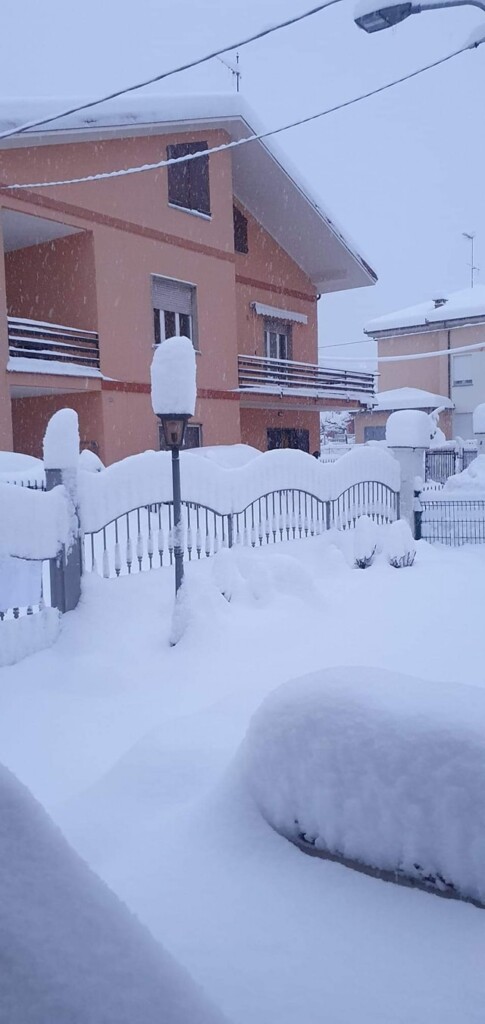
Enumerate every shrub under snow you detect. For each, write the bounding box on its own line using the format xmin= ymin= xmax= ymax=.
xmin=353 ymin=515 xmax=377 ymax=568
xmin=385 ymin=519 xmax=416 ymax=568
xmin=242 ymin=666 xmax=485 ymax=905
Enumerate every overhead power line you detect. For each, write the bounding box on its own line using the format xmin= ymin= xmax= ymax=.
xmin=322 ymin=338 xmax=485 ymax=363
xmin=3 ymin=39 xmax=481 ymax=192
xmin=0 ymin=0 xmax=340 ymax=143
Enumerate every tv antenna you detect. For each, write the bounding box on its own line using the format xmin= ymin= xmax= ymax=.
xmin=217 ymin=53 xmax=241 ymax=92
xmin=463 ymin=231 xmax=479 ymax=288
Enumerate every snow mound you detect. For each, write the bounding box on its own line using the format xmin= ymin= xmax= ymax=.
xmin=43 ymin=409 xmax=80 ymax=470
xmin=0 ymin=451 xmax=44 ymax=484
xmin=150 ymin=336 xmax=196 ymax=416
xmin=242 ymin=666 xmax=485 ymax=904
xmin=0 ymin=761 xmax=228 ymax=1024
xmin=185 ymin=444 xmax=262 ymax=468
xmin=79 ymin=448 xmax=104 ymax=472
xmin=444 ymin=453 xmax=485 ymax=494
xmin=386 ymin=410 xmax=432 ymax=448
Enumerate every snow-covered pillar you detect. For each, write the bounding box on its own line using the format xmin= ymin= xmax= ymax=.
xmin=473 ymin=403 xmax=485 ymax=453
xmin=386 ymin=411 xmax=432 ymax=537
xmin=43 ymin=409 xmax=81 ymax=614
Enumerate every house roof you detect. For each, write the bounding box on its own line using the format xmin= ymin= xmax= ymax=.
xmin=373 ymin=387 xmax=454 ymax=412
xmin=365 ymin=286 xmax=485 ymax=336
xmin=0 ymin=94 xmax=377 ymax=295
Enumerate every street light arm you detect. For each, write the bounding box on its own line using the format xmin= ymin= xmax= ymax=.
xmin=417 ymin=0 xmax=485 ymax=13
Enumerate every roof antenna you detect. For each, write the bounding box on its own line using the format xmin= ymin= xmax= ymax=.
xmin=217 ymin=52 xmax=242 ymax=92
xmin=463 ymin=231 xmax=479 ymax=288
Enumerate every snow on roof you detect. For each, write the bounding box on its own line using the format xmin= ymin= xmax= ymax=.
xmin=0 ymin=94 xmax=376 ymax=294
xmin=365 ymin=285 xmax=485 ymax=335
xmin=0 ymin=760 xmax=228 ymax=1024
xmin=374 ymin=387 xmax=453 ymax=411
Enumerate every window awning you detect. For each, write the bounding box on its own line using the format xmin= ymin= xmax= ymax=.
xmin=250 ymin=302 xmax=308 ymax=325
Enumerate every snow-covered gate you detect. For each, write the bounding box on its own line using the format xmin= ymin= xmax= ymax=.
xmin=0 ymin=479 xmax=74 ymax=665
xmin=79 ymin=446 xmax=400 ymax=578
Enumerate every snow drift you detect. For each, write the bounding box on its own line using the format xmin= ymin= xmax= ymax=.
xmin=242 ymin=666 xmax=485 ymax=905
xmin=0 ymin=761 xmax=228 ymax=1024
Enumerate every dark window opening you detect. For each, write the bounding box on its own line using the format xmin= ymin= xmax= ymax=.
xmin=167 ymin=142 xmax=210 ymax=215
xmin=267 ymin=428 xmax=309 ymax=452
xmin=364 ymin=425 xmax=386 ymax=442
xmin=233 ymin=205 xmax=248 ymax=253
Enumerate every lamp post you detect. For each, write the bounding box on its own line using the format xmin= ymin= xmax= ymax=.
xmin=158 ymin=413 xmax=189 ymax=594
xmin=355 ymin=0 xmax=485 ymax=32
xmin=150 ymin=336 xmax=197 ymax=598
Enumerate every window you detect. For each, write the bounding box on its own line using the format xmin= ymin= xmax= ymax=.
xmin=233 ymin=205 xmax=248 ymax=253
xmin=264 ymin=320 xmax=291 ymax=361
xmin=453 ymin=353 xmax=473 ymax=386
xmin=267 ymin=428 xmax=309 ymax=452
xmin=167 ymin=142 xmax=210 ymax=216
xmin=152 ymin=276 xmax=197 ymax=348
xmin=364 ymin=425 xmax=386 ymax=442
xmin=159 ymin=423 xmax=202 ymax=450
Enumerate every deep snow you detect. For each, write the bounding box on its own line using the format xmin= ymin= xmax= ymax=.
xmin=0 ymin=534 xmax=484 ymax=1023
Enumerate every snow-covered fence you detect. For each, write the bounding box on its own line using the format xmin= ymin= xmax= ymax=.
xmin=416 ymin=452 xmax=485 ymax=545
xmin=0 ymin=482 xmax=74 ymax=665
xmin=425 ymin=446 xmax=477 ymax=485
xmin=79 ymin=446 xmax=400 ymax=578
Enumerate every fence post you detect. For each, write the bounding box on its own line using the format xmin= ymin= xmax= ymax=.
xmin=44 ymin=410 xmax=82 ymax=614
xmin=325 ymin=501 xmax=331 ymax=531
xmin=413 ymin=487 xmax=422 ymax=541
xmin=227 ymin=513 xmax=234 ymax=548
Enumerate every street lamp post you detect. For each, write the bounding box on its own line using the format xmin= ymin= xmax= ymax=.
xmin=355 ymin=0 xmax=485 ymax=32
xmin=150 ymin=336 xmax=197 ymax=599
xmin=158 ymin=413 xmax=189 ymax=594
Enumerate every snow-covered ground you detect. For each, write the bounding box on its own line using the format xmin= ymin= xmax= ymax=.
xmin=1 ymin=533 xmax=484 ymax=1023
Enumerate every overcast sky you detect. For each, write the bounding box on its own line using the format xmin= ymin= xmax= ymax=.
xmin=2 ymin=0 xmax=484 ymax=364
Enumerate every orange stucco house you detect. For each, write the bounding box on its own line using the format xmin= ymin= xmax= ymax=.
xmin=0 ymin=96 xmax=376 ymax=464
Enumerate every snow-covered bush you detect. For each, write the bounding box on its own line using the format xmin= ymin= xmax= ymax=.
xmin=353 ymin=515 xmax=377 ymax=568
xmin=242 ymin=666 xmax=485 ymax=905
xmin=385 ymin=519 xmax=416 ymax=568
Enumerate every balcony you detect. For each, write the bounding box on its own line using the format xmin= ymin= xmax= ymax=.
xmin=238 ymin=354 xmax=375 ymax=403
xmin=8 ymin=317 xmax=100 ymax=370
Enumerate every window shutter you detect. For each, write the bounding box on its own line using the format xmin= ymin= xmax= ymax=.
xmin=152 ymin=277 xmax=194 ymax=316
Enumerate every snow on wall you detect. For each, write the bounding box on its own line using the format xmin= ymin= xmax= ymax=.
xmin=150 ymin=337 xmax=197 ymax=416
xmin=473 ymin=403 xmax=485 ymax=435
xmin=78 ymin=445 xmax=400 ymax=534
xmin=0 ymin=608 xmax=60 ymax=667
xmin=0 ymin=761 xmax=229 ymax=1024
xmin=0 ymin=483 xmax=71 ymax=559
xmin=242 ymin=666 xmax=485 ymax=905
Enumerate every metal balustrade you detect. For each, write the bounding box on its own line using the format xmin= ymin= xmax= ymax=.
xmin=238 ymin=354 xmax=376 ymax=400
xmin=83 ymin=482 xmax=399 ymax=578
xmin=8 ymin=317 xmax=100 ymax=369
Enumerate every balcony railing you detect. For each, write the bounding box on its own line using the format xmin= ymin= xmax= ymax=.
xmin=8 ymin=317 xmax=100 ymax=370
xmin=238 ymin=354 xmax=375 ymax=401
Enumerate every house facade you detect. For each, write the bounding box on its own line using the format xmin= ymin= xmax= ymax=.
xmin=0 ymin=97 xmax=376 ymax=464
xmin=358 ymin=287 xmax=485 ymax=442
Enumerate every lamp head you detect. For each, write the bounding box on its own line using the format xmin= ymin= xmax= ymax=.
xmin=355 ymin=3 xmax=414 ymax=31
xmin=158 ymin=413 xmax=189 ymax=450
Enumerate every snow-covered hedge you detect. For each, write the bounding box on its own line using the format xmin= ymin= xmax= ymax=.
xmin=443 ymin=453 xmax=485 ymax=496
xmin=242 ymin=667 xmax=485 ymax=905
xmin=353 ymin=515 xmax=377 ymax=568
xmin=0 ymin=483 xmax=72 ymax=559
xmin=79 ymin=445 xmax=400 ymax=534
xmin=385 ymin=519 xmax=416 ymax=568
